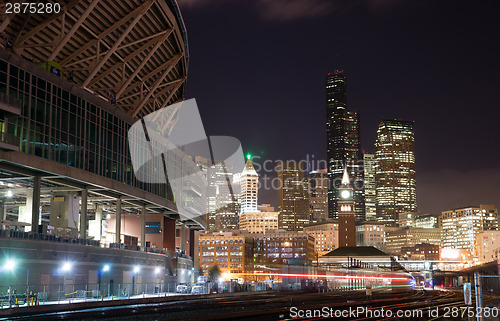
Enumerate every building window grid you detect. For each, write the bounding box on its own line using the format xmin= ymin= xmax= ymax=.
xmin=1 ymin=60 xmax=168 ymax=199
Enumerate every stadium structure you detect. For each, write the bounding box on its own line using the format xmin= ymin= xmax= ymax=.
xmin=0 ymin=0 xmax=199 ymax=295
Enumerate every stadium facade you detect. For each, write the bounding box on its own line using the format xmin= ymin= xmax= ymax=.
xmin=0 ymin=0 xmax=198 ymax=295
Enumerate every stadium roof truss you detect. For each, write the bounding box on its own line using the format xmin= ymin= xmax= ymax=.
xmin=0 ymin=0 xmax=188 ymax=118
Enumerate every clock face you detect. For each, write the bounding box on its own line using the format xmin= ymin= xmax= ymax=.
xmin=341 ymin=190 xmax=351 ymax=199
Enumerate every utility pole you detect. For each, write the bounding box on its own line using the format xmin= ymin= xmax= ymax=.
xmin=474 ymin=272 xmax=482 ymax=321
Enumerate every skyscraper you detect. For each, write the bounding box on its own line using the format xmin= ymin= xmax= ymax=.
xmin=195 ymin=156 xmax=239 ymax=230
xmin=277 ymin=160 xmax=310 ymax=232
xmin=308 ymin=169 xmax=329 ymax=222
xmin=240 ymin=158 xmax=258 ymax=214
xmin=326 ymin=71 xmax=365 ymax=221
xmin=338 ymin=167 xmax=356 ymax=247
xmin=363 ymin=153 xmax=376 ymax=221
xmin=374 ymin=119 xmax=417 ymax=227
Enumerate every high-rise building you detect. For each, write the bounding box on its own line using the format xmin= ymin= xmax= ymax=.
xmin=338 ymin=167 xmax=356 ymax=247
xmin=240 ymin=158 xmax=258 ymax=214
xmin=326 ymin=71 xmax=365 ymax=221
xmin=308 ymin=169 xmax=329 ymax=222
xmin=375 ymin=119 xmax=417 ymax=227
xmin=195 ymin=156 xmax=239 ymax=231
xmin=277 ymin=160 xmax=310 ymax=232
xmin=363 ymin=154 xmax=376 ymax=221
xmin=441 ymin=205 xmax=499 ymax=255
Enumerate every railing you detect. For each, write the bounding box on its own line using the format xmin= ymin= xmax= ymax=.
xmin=0 ymin=230 xmax=100 ymax=247
xmin=0 ymin=93 xmax=22 ymax=109
xmin=0 ymin=282 xmax=197 ymax=308
xmin=0 ymin=230 xmax=174 ymax=257
xmin=0 ymin=132 xmax=20 ymax=150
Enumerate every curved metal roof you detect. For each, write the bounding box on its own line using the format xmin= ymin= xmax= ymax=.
xmin=0 ymin=0 xmax=188 ymax=119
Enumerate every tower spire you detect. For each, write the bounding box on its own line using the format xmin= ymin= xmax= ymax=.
xmin=341 ymin=165 xmax=350 ymax=186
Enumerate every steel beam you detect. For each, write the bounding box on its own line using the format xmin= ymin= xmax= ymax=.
xmin=82 ymin=0 xmax=155 ymax=88
xmin=48 ymin=0 xmax=100 ymax=61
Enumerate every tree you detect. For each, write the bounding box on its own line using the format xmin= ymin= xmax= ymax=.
xmin=208 ymin=265 xmax=221 ymax=283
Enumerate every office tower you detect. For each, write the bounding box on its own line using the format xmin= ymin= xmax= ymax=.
xmin=326 ymin=70 xmax=365 ymax=221
xmin=363 ymin=154 xmax=376 ymax=221
xmin=441 ymin=205 xmax=499 ymax=255
xmin=374 ymin=119 xmax=416 ymax=227
xmin=338 ymin=167 xmax=356 ymax=247
xmin=277 ymin=160 xmax=310 ymax=232
xmin=240 ymin=158 xmax=258 ymax=214
xmin=308 ymin=169 xmax=329 ymax=222
xmin=193 ymin=156 xmax=238 ymax=230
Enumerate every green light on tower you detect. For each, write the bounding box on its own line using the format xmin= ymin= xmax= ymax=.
xmin=246 ymin=154 xmax=252 ymax=160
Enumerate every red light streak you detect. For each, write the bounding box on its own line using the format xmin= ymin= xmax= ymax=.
xmin=238 ymin=272 xmax=409 ymax=281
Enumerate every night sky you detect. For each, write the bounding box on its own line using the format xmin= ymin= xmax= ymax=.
xmin=179 ymin=0 xmax=500 ymax=215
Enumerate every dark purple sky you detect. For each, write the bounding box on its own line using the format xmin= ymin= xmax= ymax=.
xmin=179 ymin=0 xmax=500 ymax=215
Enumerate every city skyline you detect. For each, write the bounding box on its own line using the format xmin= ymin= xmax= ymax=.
xmin=181 ymin=0 xmax=500 ymax=215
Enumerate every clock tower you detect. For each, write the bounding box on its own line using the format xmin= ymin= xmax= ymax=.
xmin=338 ymin=166 xmax=356 ymax=247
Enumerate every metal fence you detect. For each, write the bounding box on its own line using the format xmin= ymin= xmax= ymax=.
xmin=0 ymin=282 xmax=209 ymax=308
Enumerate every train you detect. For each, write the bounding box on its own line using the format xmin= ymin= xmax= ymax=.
xmin=239 ymin=268 xmax=415 ymax=293
xmin=300 ymin=268 xmax=415 ymax=293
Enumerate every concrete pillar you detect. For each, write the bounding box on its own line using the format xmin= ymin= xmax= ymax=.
xmin=31 ymin=176 xmax=41 ymax=232
xmin=180 ymin=224 xmax=186 ymax=253
xmin=141 ymin=205 xmax=146 ymax=248
xmin=163 ymin=217 xmax=176 ymax=254
xmin=189 ymin=229 xmax=195 ymax=258
xmin=96 ymin=205 xmax=102 ymax=240
xmin=1 ymin=205 xmax=6 ymax=230
xmin=116 ymin=198 xmax=121 ymax=244
xmin=49 ymin=193 xmax=79 ymax=237
xmin=80 ymin=189 xmax=87 ymax=239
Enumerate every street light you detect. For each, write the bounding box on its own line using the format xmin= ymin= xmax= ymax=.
xmin=62 ymin=262 xmax=72 ymax=272
xmin=4 ymin=259 xmax=16 ymax=271
xmin=154 ymin=267 xmax=161 ymax=275
xmin=61 ymin=262 xmax=73 ymax=302
xmin=103 ymin=264 xmax=110 ymax=272
xmin=132 ymin=265 xmax=141 ymax=296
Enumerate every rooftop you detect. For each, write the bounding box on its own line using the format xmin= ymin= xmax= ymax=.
xmin=323 ymin=246 xmax=390 ymax=257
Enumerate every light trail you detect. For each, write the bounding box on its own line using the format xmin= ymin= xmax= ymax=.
xmin=237 ymin=272 xmax=410 ymax=281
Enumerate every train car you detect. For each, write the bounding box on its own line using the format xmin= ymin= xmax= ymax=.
xmin=322 ymin=267 xmax=415 ymax=293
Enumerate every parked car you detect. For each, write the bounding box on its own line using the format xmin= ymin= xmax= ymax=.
xmin=191 ymin=285 xmax=205 ymax=295
xmin=176 ymin=283 xmax=190 ymax=293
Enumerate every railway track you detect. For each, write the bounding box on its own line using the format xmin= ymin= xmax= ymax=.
xmin=1 ymin=290 xmax=448 ymax=321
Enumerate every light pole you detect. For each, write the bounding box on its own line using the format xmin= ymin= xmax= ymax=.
xmin=132 ymin=265 xmax=140 ymax=297
xmin=100 ymin=264 xmax=110 ymax=298
xmin=61 ymin=262 xmax=72 ymax=302
xmin=4 ymin=259 xmax=16 ymax=308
